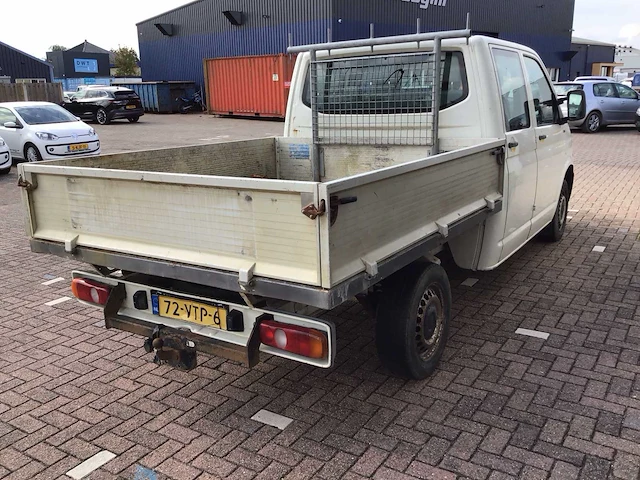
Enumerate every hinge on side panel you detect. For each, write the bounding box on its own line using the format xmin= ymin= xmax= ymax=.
xmin=491 ymin=146 xmax=505 ymax=166
xmin=302 ymin=199 xmax=326 ymax=220
xmin=17 ymin=175 xmax=37 ymax=191
xmin=238 ymin=263 xmax=256 ymax=291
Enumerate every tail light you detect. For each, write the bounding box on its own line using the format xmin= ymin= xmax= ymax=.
xmin=71 ymin=278 xmax=111 ymax=305
xmin=259 ymin=318 xmax=328 ymax=359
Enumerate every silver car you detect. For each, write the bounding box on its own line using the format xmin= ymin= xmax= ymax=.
xmin=554 ymin=80 xmax=640 ymax=133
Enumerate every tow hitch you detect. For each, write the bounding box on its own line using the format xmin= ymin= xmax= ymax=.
xmin=143 ymin=326 xmax=197 ymax=370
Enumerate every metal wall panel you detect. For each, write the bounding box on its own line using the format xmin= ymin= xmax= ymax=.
xmin=332 ymin=0 xmax=576 ymax=79
xmin=569 ymin=44 xmax=616 ymax=80
xmin=0 ymin=42 xmax=53 ymax=82
xmin=137 ymin=0 xmax=331 ymax=88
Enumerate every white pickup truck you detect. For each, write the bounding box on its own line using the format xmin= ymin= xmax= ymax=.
xmin=18 ymin=29 xmax=586 ymax=379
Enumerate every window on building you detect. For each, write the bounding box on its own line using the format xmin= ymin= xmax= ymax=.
xmin=15 ymin=78 xmax=46 ymax=84
xmin=524 ymin=57 xmax=558 ymax=126
xmin=492 ymin=48 xmax=530 ymax=132
xmin=547 ymin=68 xmax=560 ymax=82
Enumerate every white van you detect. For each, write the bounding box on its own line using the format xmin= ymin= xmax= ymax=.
xmin=18 ymin=30 xmax=586 ymax=378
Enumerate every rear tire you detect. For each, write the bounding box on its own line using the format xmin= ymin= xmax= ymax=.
xmin=25 ymin=144 xmax=42 ymax=162
xmin=542 ymin=180 xmax=569 ymax=242
xmin=376 ymin=261 xmax=451 ymax=379
xmin=95 ymin=108 xmax=110 ymax=125
xmin=128 ymin=116 xmax=140 ymax=123
xmin=0 ymin=167 xmax=10 ymax=175
xmin=636 ymin=120 xmax=640 ymax=132
xmin=582 ymin=111 xmax=601 ymax=133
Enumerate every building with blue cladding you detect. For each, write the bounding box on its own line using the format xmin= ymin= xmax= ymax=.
xmin=137 ymin=0 xmax=577 ymax=89
xmin=0 ymin=41 xmax=53 ymax=83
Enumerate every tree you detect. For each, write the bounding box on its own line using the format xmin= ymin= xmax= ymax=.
xmin=49 ymin=45 xmax=66 ymax=51
xmin=112 ymin=46 xmax=139 ymax=77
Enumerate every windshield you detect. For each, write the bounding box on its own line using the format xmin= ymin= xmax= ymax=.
xmin=15 ymin=105 xmax=79 ymax=125
xmin=554 ymin=83 xmax=583 ymax=95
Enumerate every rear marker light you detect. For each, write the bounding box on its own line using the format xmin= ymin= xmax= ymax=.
xmin=71 ymin=278 xmax=111 ymax=305
xmin=259 ymin=317 xmax=328 ymax=360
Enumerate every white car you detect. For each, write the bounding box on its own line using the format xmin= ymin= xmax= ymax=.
xmin=0 ymin=135 xmax=11 ymax=175
xmin=0 ymin=102 xmax=100 ymax=162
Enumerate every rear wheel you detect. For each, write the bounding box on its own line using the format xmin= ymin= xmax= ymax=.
xmin=582 ymin=111 xmax=602 ymax=133
xmin=95 ymin=108 xmax=110 ymax=125
xmin=128 ymin=116 xmax=140 ymax=123
xmin=376 ymin=261 xmax=451 ymax=379
xmin=0 ymin=167 xmax=10 ymax=175
xmin=542 ymin=180 xmax=569 ymax=242
xmin=636 ymin=120 xmax=640 ymax=132
xmin=25 ymin=144 xmax=42 ymax=162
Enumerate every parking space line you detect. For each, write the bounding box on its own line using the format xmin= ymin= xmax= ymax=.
xmin=515 ymin=328 xmax=550 ymax=340
xmin=461 ymin=278 xmax=479 ymax=287
xmin=66 ymin=451 xmax=116 ymax=479
xmin=45 ymin=297 xmax=71 ymax=307
xmin=568 ymin=209 xmax=580 ymax=213
xmin=42 ymin=277 xmax=65 ymax=286
xmin=251 ymin=409 xmax=293 ymax=430
xmin=592 ymin=246 xmax=606 ymax=253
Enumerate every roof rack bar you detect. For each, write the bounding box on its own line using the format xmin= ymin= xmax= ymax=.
xmin=287 ymin=29 xmax=471 ymax=54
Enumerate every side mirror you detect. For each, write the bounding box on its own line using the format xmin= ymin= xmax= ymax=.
xmin=3 ymin=121 xmax=17 ymax=129
xmin=567 ymin=90 xmax=586 ymax=122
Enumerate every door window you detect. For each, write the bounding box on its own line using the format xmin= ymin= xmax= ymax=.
xmin=523 ymin=57 xmax=558 ymax=126
xmin=593 ymin=83 xmax=618 ymax=97
xmin=0 ymin=108 xmax=18 ymax=124
xmin=492 ymin=49 xmax=530 ymax=132
xmin=614 ymin=83 xmax=638 ymax=99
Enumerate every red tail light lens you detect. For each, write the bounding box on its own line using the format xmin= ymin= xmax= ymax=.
xmin=259 ymin=319 xmax=328 ymax=359
xmin=71 ymin=278 xmax=111 ymax=305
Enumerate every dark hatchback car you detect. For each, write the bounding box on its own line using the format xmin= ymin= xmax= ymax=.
xmin=63 ymin=87 xmax=144 ymax=125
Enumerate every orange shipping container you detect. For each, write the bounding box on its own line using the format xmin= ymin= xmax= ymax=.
xmin=204 ymin=54 xmax=296 ymax=120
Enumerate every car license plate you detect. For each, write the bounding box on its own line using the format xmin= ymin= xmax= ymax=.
xmin=152 ymin=294 xmax=227 ymax=330
xmin=68 ymin=143 xmax=89 ymax=152
xmin=126 ymin=104 xmax=136 ymax=109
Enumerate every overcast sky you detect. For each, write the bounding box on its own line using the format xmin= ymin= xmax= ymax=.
xmin=2 ymin=0 xmax=639 ymax=59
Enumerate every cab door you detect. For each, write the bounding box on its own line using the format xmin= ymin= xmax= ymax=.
xmin=522 ymin=56 xmax=570 ymax=234
xmin=491 ymin=48 xmax=538 ymax=262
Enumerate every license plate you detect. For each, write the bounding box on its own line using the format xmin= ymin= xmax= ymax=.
xmin=68 ymin=143 xmax=89 ymax=152
xmin=126 ymin=104 xmax=136 ymax=109
xmin=152 ymin=294 xmax=227 ymax=330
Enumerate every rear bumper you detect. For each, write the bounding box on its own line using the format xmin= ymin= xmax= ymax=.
xmin=77 ymin=270 xmax=336 ymax=369
xmin=110 ymin=107 xmax=144 ymax=119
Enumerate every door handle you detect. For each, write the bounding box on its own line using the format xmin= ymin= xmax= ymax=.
xmin=508 ymin=141 xmax=518 ymax=148
xmin=539 ymin=135 xmax=547 ymax=140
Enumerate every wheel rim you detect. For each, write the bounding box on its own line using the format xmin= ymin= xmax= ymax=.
xmin=416 ymin=284 xmax=445 ymax=360
xmin=588 ymin=114 xmax=600 ymax=132
xmin=26 ymin=147 xmax=38 ymax=162
xmin=97 ymin=110 xmax=106 ymax=124
xmin=557 ymin=193 xmax=568 ymax=229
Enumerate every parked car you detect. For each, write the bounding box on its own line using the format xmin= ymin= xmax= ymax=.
xmin=63 ymin=91 xmax=76 ymax=102
xmin=0 ymin=135 xmax=11 ymax=175
xmin=0 ymin=102 xmax=100 ymax=162
xmin=554 ymin=80 xmax=640 ymax=132
xmin=63 ymin=86 xmax=144 ymax=125
xmin=574 ymin=75 xmax=617 ymax=82
xmin=636 ymin=107 xmax=640 ymax=131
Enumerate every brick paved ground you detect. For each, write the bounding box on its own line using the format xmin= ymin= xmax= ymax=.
xmin=0 ymin=119 xmax=639 ymax=480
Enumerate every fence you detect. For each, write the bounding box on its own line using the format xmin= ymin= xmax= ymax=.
xmin=0 ymin=83 xmax=63 ymax=104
